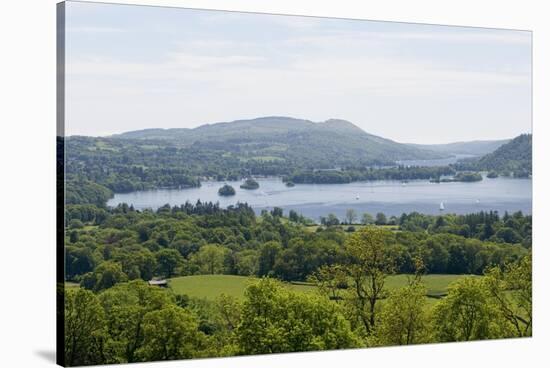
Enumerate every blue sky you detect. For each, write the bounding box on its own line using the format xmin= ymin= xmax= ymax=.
xmin=65 ymin=1 xmax=532 ymax=143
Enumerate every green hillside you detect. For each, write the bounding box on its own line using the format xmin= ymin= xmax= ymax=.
xmin=456 ymin=134 xmax=532 ymax=177
xmin=113 ymin=116 xmax=445 ymax=166
xmin=477 ymin=134 xmax=532 ymax=175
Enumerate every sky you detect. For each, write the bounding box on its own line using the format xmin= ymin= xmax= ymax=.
xmin=64 ymin=1 xmax=532 ymax=144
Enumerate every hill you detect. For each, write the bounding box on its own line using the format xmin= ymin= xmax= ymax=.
xmin=455 ymin=134 xmax=532 ymax=177
xmin=410 ymin=139 xmax=509 ymax=156
xmin=476 ymin=134 xmax=532 ymax=176
xmin=113 ymin=116 xmax=445 ymax=167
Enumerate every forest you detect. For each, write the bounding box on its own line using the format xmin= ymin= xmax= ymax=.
xmin=63 ymin=200 xmax=532 ymax=365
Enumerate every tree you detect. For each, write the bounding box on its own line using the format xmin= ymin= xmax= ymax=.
xmin=156 ymin=248 xmax=183 ymax=278
xmin=495 ymin=227 xmax=522 ymax=243
xmin=361 ymin=213 xmax=374 ymax=225
xmin=326 ymin=213 xmax=340 ymax=226
xmin=191 ymin=244 xmax=228 ymax=274
xmin=432 ymin=277 xmax=504 ymax=341
xmin=345 ymin=209 xmax=357 ymax=224
xmin=484 ymin=255 xmax=532 ymax=337
xmin=136 ymin=306 xmax=206 ymax=361
xmin=375 ymin=212 xmax=387 ymax=225
xmin=447 ymin=243 xmax=468 ymax=274
xmin=216 ymin=294 xmax=242 ymax=332
xmin=114 ymin=248 xmax=157 ymax=281
xmin=65 ymin=288 xmax=107 ymax=366
xmin=69 ymin=219 xmax=84 ymax=229
xmin=236 ymin=279 xmax=360 ymax=354
xmin=233 ymin=249 xmax=259 ymax=276
xmin=288 ymin=210 xmax=299 ymax=222
xmin=270 ymin=207 xmax=283 ymax=218
xmin=99 ymin=280 xmax=173 ymax=363
xmin=81 ymin=261 xmax=128 ymax=292
xmin=65 ymin=246 xmax=97 ymax=279
xmin=344 ymin=227 xmax=395 ymax=335
xmin=258 ymin=241 xmax=282 ymax=276
xmin=308 ymin=264 xmax=348 ymax=301
xmin=374 ymin=282 xmax=431 ymax=346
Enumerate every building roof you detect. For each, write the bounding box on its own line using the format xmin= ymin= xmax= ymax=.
xmin=148 ymin=279 xmax=168 ymax=286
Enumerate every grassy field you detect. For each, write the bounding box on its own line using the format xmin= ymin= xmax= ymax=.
xmin=168 ymin=274 xmax=475 ymax=301
xmin=169 ymin=275 xmax=316 ymax=300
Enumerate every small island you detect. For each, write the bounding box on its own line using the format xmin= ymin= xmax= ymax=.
xmin=454 ymin=172 xmax=483 ymax=182
xmin=240 ymin=178 xmax=260 ymax=190
xmin=218 ymin=184 xmax=236 ymax=196
xmin=433 ymin=172 xmax=483 ymax=183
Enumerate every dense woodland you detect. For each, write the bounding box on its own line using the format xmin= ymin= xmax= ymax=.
xmin=65 ymin=202 xmax=530 ymax=284
xmin=63 ymin=202 xmax=531 ymax=365
xmin=454 ymin=134 xmax=532 ymax=178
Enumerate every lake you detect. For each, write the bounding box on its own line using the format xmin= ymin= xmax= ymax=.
xmin=107 ymin=176 xmax=532 ymax=221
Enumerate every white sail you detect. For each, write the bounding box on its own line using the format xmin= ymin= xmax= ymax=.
xmin=439 ymin=201 xmax=445 ymax=211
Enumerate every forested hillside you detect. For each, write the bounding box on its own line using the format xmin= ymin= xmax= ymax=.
xmin=113 ymin=116 xmax=445 ymax=166
xmin=455 ymin=134 xmax=532 ymax=177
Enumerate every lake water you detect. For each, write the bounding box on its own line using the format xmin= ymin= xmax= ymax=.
xmin=108 ymin=176 xmax=532 ymax=221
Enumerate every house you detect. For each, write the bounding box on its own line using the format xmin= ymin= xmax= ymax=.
xmin=148 ymin=279 xmax=168 ymax=287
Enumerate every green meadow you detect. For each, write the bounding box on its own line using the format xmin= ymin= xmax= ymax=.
xmin=168 ymin=273 xmax=473 ymax=301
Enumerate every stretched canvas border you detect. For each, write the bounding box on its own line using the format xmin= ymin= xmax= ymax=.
xmin=55 ymin=2 xmax=533 ymax=366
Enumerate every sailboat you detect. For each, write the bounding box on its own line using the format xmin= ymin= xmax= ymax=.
xmin=439 ymin=201 xmax=445 ymax=211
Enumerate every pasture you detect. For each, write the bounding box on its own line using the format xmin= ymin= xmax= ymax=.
xmin=167 ymin=273 xmax=475 ymax=301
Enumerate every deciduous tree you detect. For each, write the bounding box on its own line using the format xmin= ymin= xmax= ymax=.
xmin=344 ymin=227 xmax=395 ymax=335
xmin=65 ymin=289 xmax=107 ymax=366
xmin=484 ymin=255 xmax=532 ymax=337
xmin=236 ymin=279 xmax=360 ymax=354
xmin=137 ymin=306 xmax=205 ymax=361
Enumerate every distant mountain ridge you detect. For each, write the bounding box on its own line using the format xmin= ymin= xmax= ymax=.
xmin=114 ymin=116 xmax=365 ymax=141
xmin=409 ymin=139 xmax=510 ymax=156
xmin=113 ymin=116 xmax=446 ymax=166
